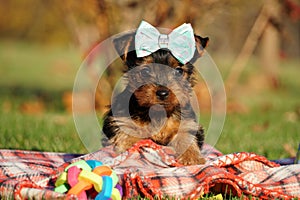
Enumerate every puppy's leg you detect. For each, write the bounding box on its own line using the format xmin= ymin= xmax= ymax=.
xmin=169 ymin=129 xmax=205 ymax=165
xmin=110 ymin=133 xmax=141 ymax=153
xmin=103 ymin=115 xmax=143 ymax=153
xmin=177 ymin=140 xmax=206 ymax=165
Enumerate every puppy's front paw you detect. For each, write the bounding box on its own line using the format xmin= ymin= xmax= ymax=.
xmin=177 ymin=145 xmax=206 ymax=165
xmin=178 ymin=153 xmax=206 ymax=165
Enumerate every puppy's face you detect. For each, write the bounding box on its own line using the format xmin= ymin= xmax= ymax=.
xmin=113 ymin=32 xmax=208 ymax=116
xmin=126 ymin=53 xmax=194 ymax=115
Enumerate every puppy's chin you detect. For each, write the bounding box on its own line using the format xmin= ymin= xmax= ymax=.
xmin=149 ymin=104 xmax=165 ymax=112
xmin=148 ymin=104 xmax=167 ymax=120
xmin=150 ymin=103 xmax=179 ymax=117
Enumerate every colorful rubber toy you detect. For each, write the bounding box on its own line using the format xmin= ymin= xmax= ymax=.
xmin=54 ymin=160 xmax=122 ymax=200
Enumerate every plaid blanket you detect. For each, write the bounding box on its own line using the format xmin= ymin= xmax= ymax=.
xmin=0 ymin=140 xmax=299 ymax=199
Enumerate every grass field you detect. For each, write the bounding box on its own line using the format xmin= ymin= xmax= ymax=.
xmin=0 ymin=40 xmax=87 ymax=153
xmin=0 ymin=40 xmax=299 ymax=199
xmin=1 ymin=40 xmax=299 ymax=157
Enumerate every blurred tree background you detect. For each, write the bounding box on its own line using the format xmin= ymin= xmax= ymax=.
xmin=1 ymin=0 xmax=299 ymax=91
xmin=0 ymin=0 xmax=299 ymax=155
xmin=1 ymin=0 xmax=299 ymax=55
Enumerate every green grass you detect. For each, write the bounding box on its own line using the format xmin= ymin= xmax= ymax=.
xmin=1 ymin=40 xmax=298 ymax=157
xmin=0 ymin=40 xmax=80 ymax=90
xmin=0 ymin=110 xmax=86 ymax=153
xmin=0 ymin=40 xmax=299 ymax=199
xmin=0 ymin=40 xmax=87 ymax=153
xmin=214 ymin=60 xmax=300 ymax=159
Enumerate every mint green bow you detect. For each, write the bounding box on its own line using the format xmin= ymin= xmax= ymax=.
xmin=135 ymin=21 xmax=196 ymax=64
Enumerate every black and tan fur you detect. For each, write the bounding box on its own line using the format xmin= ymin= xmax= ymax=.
xmin=102 ymin=30 xmax=209 ymax=165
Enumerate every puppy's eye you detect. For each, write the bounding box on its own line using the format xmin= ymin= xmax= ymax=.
xmin=174 ymin=67 xmax=184 ymax=77
xmin=140 ymin=67 xmax=151 ymax=77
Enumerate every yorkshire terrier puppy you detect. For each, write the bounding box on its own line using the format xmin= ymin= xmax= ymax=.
xmin=102 ymin=21 xmax=209 ymax=165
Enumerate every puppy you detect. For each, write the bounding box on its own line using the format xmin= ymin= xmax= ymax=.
xmin=102 ymin=21 xmax=209 ymax=165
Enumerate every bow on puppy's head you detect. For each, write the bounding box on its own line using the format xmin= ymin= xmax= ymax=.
xmin=113 ymin=21 xmax=209 ymax=69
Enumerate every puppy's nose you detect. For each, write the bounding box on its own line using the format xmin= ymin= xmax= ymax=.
xmin=156 ymin=89 xmax=169 ymax=100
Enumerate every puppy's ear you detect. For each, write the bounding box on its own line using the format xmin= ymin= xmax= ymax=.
xmin=113 ymin=31 xmax=137 ymax=68
xmin=190 ymin=35 xmax=209 ymax=63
